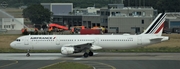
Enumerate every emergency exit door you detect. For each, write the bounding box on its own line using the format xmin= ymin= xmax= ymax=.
xmin=24 ymin=37 xmax=29 ymax=45
xmin=95 ymin=38 xmax=99 ymax=44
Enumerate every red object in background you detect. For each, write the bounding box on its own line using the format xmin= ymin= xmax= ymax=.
xmin=49 ymin=23 xmax=68 ymax=30
xmin=80 ymin=29 xmax=101 ymax=35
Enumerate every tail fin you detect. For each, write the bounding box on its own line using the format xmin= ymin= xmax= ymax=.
xmin=141 ymin=13 xmax=166 ymax=36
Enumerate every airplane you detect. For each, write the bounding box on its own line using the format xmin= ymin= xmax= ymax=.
xmin=10 ymin=13 xmax=169 ymax=58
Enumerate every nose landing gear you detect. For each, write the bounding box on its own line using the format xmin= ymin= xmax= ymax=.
xmin=26 ymin=50 xmax=30 ymax=57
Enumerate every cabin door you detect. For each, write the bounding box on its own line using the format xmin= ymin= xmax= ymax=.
xmin=137 ymin=36 xmax=142 ymax=45
xmin=24 ymin=37 xmax=29 ymax=45
xmin=56 ymin=38 xmax=60 ymax=45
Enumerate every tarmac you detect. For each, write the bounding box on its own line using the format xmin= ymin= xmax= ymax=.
xmin=0 ymin=53 xmax=180 ymax=69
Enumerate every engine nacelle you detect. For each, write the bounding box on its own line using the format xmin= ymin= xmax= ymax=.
xmin=61 ymin=46 xmax=75 ymax=55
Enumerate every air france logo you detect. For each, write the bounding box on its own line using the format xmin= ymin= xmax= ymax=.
xmin=30 ymin=37 xmax=56 ymax=39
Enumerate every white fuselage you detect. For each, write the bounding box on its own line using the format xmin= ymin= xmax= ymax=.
xmin=10 ymin=34 xmax=168 ymax=50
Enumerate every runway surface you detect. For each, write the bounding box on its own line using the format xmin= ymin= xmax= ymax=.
xmin=0 ymin=53 xmax=180 ymax=69
xmin=0 ymin=53 xmax=180 ymax=60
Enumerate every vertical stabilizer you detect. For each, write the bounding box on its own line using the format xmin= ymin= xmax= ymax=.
xmin=141 ymin=13 xmax=166 ymax=36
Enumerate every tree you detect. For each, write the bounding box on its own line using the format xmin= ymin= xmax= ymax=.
xmin=23 ymin=4 xmax=53 ymax=24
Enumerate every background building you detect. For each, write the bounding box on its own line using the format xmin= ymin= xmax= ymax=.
xmin=98 ymin=4 xmax=156 ymax=34
xmin=0 ymin=18 xmax=24 ymax=30
xmin=0 ymin=8 xmax=24 ymax=31
xmin=107 ymin=4 xmax=155 ymax=34
xmin=42 ymin=3 xmax=157 ymax=34
xmin=53 ymin=15 xmax=82 ymax=29
xmin=82 ymin=15 xmax=101 ymax=28
xmin=41 ymin=3 xmax=73 ymax=15
xmin=164 ymin=12 xmax=180 ymax=33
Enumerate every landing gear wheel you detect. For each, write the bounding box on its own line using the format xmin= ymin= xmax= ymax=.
xmin=26 ymin=50 xmax=30 ymax=57
xmin=83 ymin=52 xmax=89 ymax=58
xmin=89 ymin=51 xmax=93 ymax=56
xmin=26 ymin=53 xmax=30 ymax=57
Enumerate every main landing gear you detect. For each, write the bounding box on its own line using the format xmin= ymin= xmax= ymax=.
xmin=89 ymin=51 xmax=93 ymax=56
xmin=26 ymin=50 xmax=30 ymax=57
xmin=83 ymin=51 xmax=94 ymax=58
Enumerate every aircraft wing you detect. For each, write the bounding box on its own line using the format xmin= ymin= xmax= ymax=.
xmin=62 ymin=41 xmax=102 ymax=50
xmin=62 ymin=42 xmax=94 ymax=47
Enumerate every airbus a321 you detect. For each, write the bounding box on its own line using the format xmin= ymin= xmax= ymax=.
xmin=10 ymin=13 xmax=169 ymax=58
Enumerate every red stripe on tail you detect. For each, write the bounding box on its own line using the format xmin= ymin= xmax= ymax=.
xmin=155 ymin=23 xmax=164 ymax=34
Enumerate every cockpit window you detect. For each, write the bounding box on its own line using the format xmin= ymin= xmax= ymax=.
xmin=16 ymin=39 xmax=20 ymax=41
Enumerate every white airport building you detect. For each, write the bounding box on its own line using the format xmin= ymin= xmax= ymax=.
xmin=0 ymin=8 xmax=24 ymax=31
xmin=0 ymin=18 xmax=24 ymax=30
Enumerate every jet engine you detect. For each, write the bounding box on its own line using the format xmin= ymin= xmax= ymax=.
xmin=61 ymin=46 xmax=75 ymax=55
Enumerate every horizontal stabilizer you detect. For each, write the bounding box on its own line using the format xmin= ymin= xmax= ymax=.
xmin=149 ymin=37 xmax=163 ymax=40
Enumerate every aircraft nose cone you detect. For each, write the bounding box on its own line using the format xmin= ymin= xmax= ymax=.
xmin=10 ymin=42 xmax=14 ymax=48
